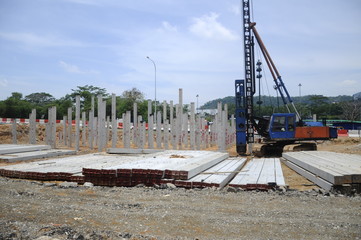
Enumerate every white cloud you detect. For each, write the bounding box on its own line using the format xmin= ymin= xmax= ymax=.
xmin=59 ymin=61 xmax=99 ymax=74
xmin=160 ymin=21 xmax=178 ymax=32
xmin=340 ymin=80 xmax=358 ymax=86
xmin=229 ymin=4 xmax=241 ymax=15
xmin=0 ymin=78 xmax=8 ymax=87
xmin=0 ymin=32 xmax=84 ymax=48
xmin=189 ymin=12 xmax=238 ymax=41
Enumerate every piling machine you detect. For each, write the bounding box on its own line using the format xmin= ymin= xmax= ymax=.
xmin=235 ymin=0 xmax=337 ymax=155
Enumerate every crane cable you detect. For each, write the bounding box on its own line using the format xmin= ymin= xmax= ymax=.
xmin=249 ymin=0 xmax=276 ymax=114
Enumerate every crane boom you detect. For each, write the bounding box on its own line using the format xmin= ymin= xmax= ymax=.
xmin=250 ymin=23 xmax=301 ymax=120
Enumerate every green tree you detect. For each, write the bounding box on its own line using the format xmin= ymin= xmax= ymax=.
xmin=25 ymin=92 xmax=55 ymax=106
xmin=67 ymin=85 xmax=108 ymax=112
xmin=3 ymin=92 xmax=32 ymax=118
xmin=340 ymin=100 xmax=361 ymax=121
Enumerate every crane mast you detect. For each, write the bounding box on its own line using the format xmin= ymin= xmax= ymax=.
xmin=242 ymin=0 xmax=255 ymax=144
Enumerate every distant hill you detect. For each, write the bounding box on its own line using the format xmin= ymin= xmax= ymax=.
xmin=200 ymin=95 xmax=353 ymax=109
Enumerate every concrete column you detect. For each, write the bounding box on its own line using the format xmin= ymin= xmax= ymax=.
xmin=163 ymin=101 xmax=167 ymax=124
xmin=121 ymin=113 xmax=125 ymax=147
xmin=89 ymin=96 xmax=95 ymax=149
xmin=148 ymin=115 xmax=154 ymax=149
xmin=67 ymin=107 xmax=72 ymax=147
xmin=88 ymin=111 xmax=93 ymax=149
xmin=63 ymin=116 xmax=67 ymax=146
xmin=106 ymin=115 xmax=110 ymax=146
xmin=196 ymin=115 xmax=201 ymax=150
xmin=183 ymin=113 xmax=188 ymax=149
xmin=133 ymin=102 xmax=137 ymax=147
xmin=175 ymin=105 xmax=181 ymax=150
xmin=170 ymin=100 xmax=174 ymax=129
xmin=93 ymin=116 xmax=98 ymax=148
xmin=12 ymin=119 xmax=17 ymax=144
xmin=75 ymin=95 xmax=80 ymax=151
xmin=29 ymin=109 xmax=36 ymax=144
xmin=125 ymin=111 xmax=131 ymax=148
xmin=97 ymin=95 xmax=106 ymax=152
xmin=156 ymin=111 xmax=162 ymax=148
xmin=111 ymin=94 xmax=117 ymax=148
xmin=138 ymin=116 xmax=144 ymax=149
xmin=97 ymin=95 xmax=102 ymax=151
xmin=172 ymin=118 xmax=177 ymax=150
xmin=48 ymin=106 xmax=56 ymax=149
xmin=190 ymin=102 xmax=195 ymax=150
xmin=218 ymin=110 xmax=226 ymax=151
xmin=178 ymin=89 xmax=183 ymax=149
xmin=201 ymin=117 xmax=206 ymax=149
xmin=147 ymin=99 xmax=152 ymax=124
xmin=82 ymin=111 xmax=86 ymax=147
xmin=169 ymin=100 xmax=174 ymax=149
xmin=164 ymin=120 xmax=169 ymax=150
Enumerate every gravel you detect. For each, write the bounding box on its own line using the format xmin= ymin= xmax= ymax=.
xmin=0 ymin=177 xmax=360 ymax=240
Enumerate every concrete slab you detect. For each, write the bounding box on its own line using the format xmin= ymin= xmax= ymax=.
xmin=283 ymin=151 xmax=361 ymax=185
xmin=0 ymin=150 xmax=229 ymax=187
xmin=0 ymin=149 xmax=76 ymax=162
xmin=0 ymin=144 xmax=51 ymax=154
xmin=229 ymin=158 xmax=286 ymax=189
xmin=177 ymin=157 xmax=247 ymax=189
xmin=282 ymin=151 xmax=361 ymax=190
xmin=281 ymin=158 xmax=333 ymax=191
xmin=106 ymin=150 xmax=229 ymax=180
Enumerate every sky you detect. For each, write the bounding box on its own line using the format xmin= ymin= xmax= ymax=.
xmin=0 ymin=0 xmax=360 ymax=107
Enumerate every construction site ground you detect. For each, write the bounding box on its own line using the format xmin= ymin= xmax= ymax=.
xmin=0 ymin=124 xmax=361 ymax=239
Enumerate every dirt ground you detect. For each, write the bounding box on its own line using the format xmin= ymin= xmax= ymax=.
xmin=0 ymin=124 xmax=361 ymax=239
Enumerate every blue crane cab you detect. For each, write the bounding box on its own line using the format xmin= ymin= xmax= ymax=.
xmin=268 ymin=113 xmax=296 ymax=140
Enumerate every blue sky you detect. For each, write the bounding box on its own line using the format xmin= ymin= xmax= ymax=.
xmin=0 ymin=0 xmax=360 ymax=106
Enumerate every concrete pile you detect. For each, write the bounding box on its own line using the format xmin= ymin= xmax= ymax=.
xmin=282 ymin=151 xmax=361 ymax=192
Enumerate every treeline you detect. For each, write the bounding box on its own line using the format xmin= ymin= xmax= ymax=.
xmin=0 ymin=85 xmax=163 ymax=122
xmin=2 ymin=85 xmax=360 ymax=122
xmin=201 ymin=95 xmax=361 ymax=121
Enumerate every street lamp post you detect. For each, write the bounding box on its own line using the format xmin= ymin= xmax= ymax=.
xmin=146 ymin=56 xmax=157 ymax=120
xmin=298 ymin=83 xmax=302 ymax=98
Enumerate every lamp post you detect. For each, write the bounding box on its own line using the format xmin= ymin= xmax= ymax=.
xmin=298 ymin=83 xmax=302 ymax=98
xmin=146 ymin=56 xmax=157 ymax=120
